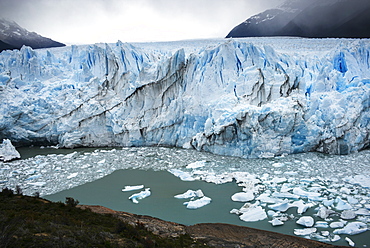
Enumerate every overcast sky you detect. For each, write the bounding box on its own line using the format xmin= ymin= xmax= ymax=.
xmin=0 ymin=0 xmax=284 ymax=45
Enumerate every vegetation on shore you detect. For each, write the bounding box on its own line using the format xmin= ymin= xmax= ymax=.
xmin=0 ymin=188 xmax=206 ymax=248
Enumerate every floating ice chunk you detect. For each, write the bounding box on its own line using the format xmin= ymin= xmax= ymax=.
xmin=122 ymin=185 xmax=144 ymax=192
xmin=335 ymin=197 xmax=352 ymax=210
xmin=345 ymin=237 xmax=355 ymax=247
xmin=316 ymin=205 xmax=336 ymax=219
xmin=323 ymin=199 xmax=334 ymax=207
xmin=355 ymin=208 xmax=370 ymax=216
xmin=330 ymin=220 xmax=346 ymax=228
xmin=315 ymin=221 xmax=329 ymax=228
xmin=333 ymin=222 xmax=368 ymax=235
xmin=271 ymin=177 xmax=287 ymax=184
xmin=257 ymin=193 xmax=278 ymax=204
xmin=64 ymin=152 xmax=77 ymax=159
xmin=184 ymin=196 xmax=211 ymax=209
xmin=97 ymin=159 xmax=106 ymax=164
xmin=67 ymin=172 xmax=78 ymax=179
xmin=174 ymin=189 xmax=204 ymax=199
xmin=128 ymin=188 xmax=151 ymax=204
xmin=272 ymin=162 xmax=284 ymax=168
xmin=269 ymin=218 xmax=284 ymax=226
xmin=0 ymin=139 xmax=20 ymax=162
xmin=186 ymin=160 xmax=206 ymax=169
xmin=26 ymin=174 xmax=42 ymax=180
xmin=321 ymin=231 xmax=330 ymax=236
xmin=27 ymin=182 xmax=46 ymax=187
xmin=269 ymin=200 xmax=292 ymax=212
xmin=347 ymin=196 xmax=359 ymax=205
xmin=239 ymin=206 xmax=267 ymax=222
xmin=291 ymin=199 xmax=313 ymax=214
xmin=231 ymin=191 xmax=254 ymax=202
xmin=168 ymin=169 xmax=195 ymax=181
xmin=331 ymin=235 xmax=341 ymax=242
xmin=292 ymin=188 xmax=322 ymax=201
xmin=341 ymin=210 xmax=357 ymax=220
xmin=294 ymin=228 xmax=317 ymax=236
xmin=271 ymin=192 xmax=300 ymax=199
xmin=345 ymin=175 xmax=370 ymax=188
xmin=296 ymin=216 xmax=314 ymax=227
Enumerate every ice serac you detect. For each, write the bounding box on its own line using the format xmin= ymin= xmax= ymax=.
xmin=0 ymin=39 xmax=369 ymax=158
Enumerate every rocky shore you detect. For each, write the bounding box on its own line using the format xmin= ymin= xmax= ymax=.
xmin=79 ymin=205 xmax=347 ymax=248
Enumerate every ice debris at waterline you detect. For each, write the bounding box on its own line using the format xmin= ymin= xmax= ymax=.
xmin=0 ymin=139 xmax=20 ymax=162
xmin=128 ymin=188 xmax=151 ymax=204
xmin=0 ymin=38 xmax=369 ymax=159
xmin=1 ymin=147 xmax=369 ymax=245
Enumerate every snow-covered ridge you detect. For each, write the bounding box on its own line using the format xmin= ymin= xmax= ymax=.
xmin=0 ymin=38 xmax=369 ymax=158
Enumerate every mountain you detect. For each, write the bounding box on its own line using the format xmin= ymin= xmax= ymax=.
xmin=226 ymin=0 xmax=370 ymax=38
xmin=0 ymin=18 xmax=65 ymax=52
xmin=0 ymin=38 xmax=369 ymax=158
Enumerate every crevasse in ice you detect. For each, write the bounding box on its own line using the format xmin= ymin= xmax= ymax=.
xmin=0 ymin=38 xmax=369 ymax=158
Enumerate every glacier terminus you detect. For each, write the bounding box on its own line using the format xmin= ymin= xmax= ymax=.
xmin=0 ymin=38 xmax=369 ymax=158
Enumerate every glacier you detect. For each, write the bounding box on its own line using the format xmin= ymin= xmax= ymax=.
xmin=0 ymin=38 xmax=369 ymax=158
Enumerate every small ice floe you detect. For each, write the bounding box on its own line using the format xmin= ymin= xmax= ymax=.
xmin=186 ymin=160 xmax=206 ymax=169
xmin=27 ymin=182 xmax=46 ymax=187
xmin=330 ymin=220 xmax=346 ymax=228
xmin=184 ymin=196 xmax=211 ymax=209
xmin=296 ymin=216 xmax=315 ymax=227
xmin=316 ymin=205 xmax=336 ymax=219
xmin=168 ymin=169 xmax=195 ymax=181
xmin=231 ymin=191 xmax=254 ymax=202
xmin=122 ymin=185 xmax=144 ymax=192
xmin=174 ymin=189 xmax=204 ymax=199
xmin=271 ymin=192 xmax=300 ymax=199
xmin=314 ymin=221 xmax=329 ymax=228
xmin=272 ymin=162 xmax=284 ymax=168
xmin=128 ymin=188 xmax=151 ymax=204
xmin=345 ymin=237 xmax=355 ymax=247
xmin=341 ymin=210 xmax=357 ymax=220
xmin=355 ymin=208 xmax=370 ymax=216
xmin=26 ymin=174 xmax=42 ymax=180
xmin=335 ymin=197 xmax=352 ymax=210
xmin=292 ymin=188 xmax=322 ymax=201
xmin=269 ymin=218 xmax=284 ymax=226
xmin=294 ymin=227 xmax=317 ymax=236
xmin=291 ymin=199 xmax=314 ymax=214
xmin=269 ymin=199 xmax=292 ymax=212
xmin=239 ymin=205 xmax=267 ymax=222
xmin=67 ymin=172 xmax=78 ymax=179
xmin=256 ymin=193 xmax=278 ymax=204
xmin=231 ymin=202 xmax=267 ymax=222
xmin=333 ymin=222 xmax=368 ymax=235
xmin=0 ymin=139 xmax=20 ymax=162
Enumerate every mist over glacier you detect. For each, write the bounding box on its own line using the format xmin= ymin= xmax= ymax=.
xmin=0 ymin=38 xmax=369 ymax=158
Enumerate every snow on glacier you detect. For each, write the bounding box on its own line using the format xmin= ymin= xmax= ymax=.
xmin=0 ymin=38 xmax=369 ymax=158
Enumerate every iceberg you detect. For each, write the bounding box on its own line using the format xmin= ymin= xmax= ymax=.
xmin=231 ymin=191 xmax=254 ymax=202
xmin=0 ymin=139 xmax=20 ymax=162
xmin=239 ymin=205 xmax=267 ymax=222
xmin=184 ymin=196 xmax=211 ymax=209
xmin=128 ymin=188 xmax=151 ymax=204
xmin=0 ymin=38 xmax=368 ymax=158
xmin=122 ymin=185 xmax=144 ymax=192
xmin=296 ymin=216 xmax=314 ymax=227
xmin=333 ymin=222 xmax=368 ymax=235
xmin=174 ymin=189 xmax=204 ymax=199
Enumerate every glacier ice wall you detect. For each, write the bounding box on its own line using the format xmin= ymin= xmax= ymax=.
xmin=0 ymin=39 xmax=369 ymax=158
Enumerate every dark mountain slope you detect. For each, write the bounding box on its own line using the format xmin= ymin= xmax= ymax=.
xmin=0 ymin=18 xmax=65 ymax=52
xmin=227 ymin=0 xmax=370 ymax=38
